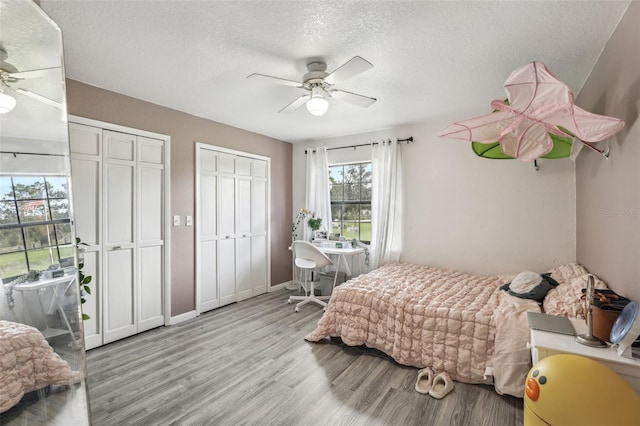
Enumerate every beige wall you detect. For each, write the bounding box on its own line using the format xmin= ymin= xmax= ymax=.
xmin=294 ymin=121 xmax=576 ymax=276
xmin=66 ymin=79 xmax=293 ymax=316
xmin=576 ymin=2 xmax=640 ymax=302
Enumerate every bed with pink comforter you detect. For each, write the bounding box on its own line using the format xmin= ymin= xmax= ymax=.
xmin=305 ymin=262 xmax=594 ymax=397
xmin=0 ymin=321 xmax=82 ymax=413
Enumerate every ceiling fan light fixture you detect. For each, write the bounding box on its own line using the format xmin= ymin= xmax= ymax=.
xmin=0 ymin=88 xmax=16 ymax=114
xmin=306 ymin=86 xmax=328 ymax=116
xmin=306 ymin=97 xmax=328 ymax=116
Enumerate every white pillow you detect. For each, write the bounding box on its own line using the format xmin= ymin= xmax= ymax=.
xmin=509 ymin=271 xmax=543 ymax=294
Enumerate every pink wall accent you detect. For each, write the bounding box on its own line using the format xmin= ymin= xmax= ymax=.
xmin=576 ymin=2 xmax=640 ymax=302
xmin=66 ymin=79 xmax=293 ymax=316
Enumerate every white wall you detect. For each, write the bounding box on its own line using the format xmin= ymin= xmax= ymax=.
xmin=293 ymin=120 xmax=576 ymax=275
xmin=575 ymin=1 xmax=640 ymax=302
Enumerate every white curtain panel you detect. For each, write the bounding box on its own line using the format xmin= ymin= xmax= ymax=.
xmin=370 ymin=138 xmax=403 ymax=270
xmin=304 ymin=146 xmax=332 ymax=241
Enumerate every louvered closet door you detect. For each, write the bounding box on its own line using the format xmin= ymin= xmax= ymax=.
xmin=197 ymin=149 xmax=219 ymax=313
xmin=219 ymin=153 xmax=236 ymax=307
xmin=103 ymin=130 xmax=137 ymax=344
xmin=137 ymin=136 xmax=164 ymax=332
xmin=69 ymin=123 xmax=103 ymax=350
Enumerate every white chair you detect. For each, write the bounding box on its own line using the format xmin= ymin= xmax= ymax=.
xmin=288 ymin=240 xmax=334 ymax=312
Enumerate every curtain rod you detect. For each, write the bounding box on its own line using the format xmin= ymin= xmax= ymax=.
xmin=305 ymin=136 xmax=413 ymax=154
xmin=0 ymin=151 xmax=66 ymax=157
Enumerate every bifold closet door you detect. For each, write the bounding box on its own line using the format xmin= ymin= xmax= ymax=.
xmin=196 ymin=146 xmax=270 ymax=314
xmin=69 ymin=123 xmax=103 ymax=350
xmin=197 ymin=149 xmax=219 ymax=313
xmin=251 ymin=160 xmax=268 ymax=296
xmin=137 ymin=136 xmax=165 ymax=332
xmin=236 ymin=172 xmax=252 ymax=301
xmin=103 ymin=130 xmax=137 ymax=344
xmin=219 ymin=154 xmax=236 ymax=307
xmin=196 ymin=148 xmax=220 ymax=314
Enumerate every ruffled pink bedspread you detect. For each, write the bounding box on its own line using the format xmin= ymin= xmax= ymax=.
xmin=0 ymin=320 xmax=81 ymax=413
xmin=305 ymin=262 xmax=589 ymax=396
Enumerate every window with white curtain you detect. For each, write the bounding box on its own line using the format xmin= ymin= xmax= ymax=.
xmin=329 ymin=162 xmax=372 ymax=243
xmin=0 ymin=175 xmax=73 ymax=281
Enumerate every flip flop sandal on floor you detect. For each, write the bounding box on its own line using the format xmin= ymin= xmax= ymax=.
xmin=429 ymin=372 xmax=454 ymax=399
xmin=414 ymin=367 xmax=434 ymax=394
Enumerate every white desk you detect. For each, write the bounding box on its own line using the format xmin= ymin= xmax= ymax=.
xmin=14 ymin=274 xmax=78 ymax=347
xmin=529 ymin=317 xmax=640 ymax=394
xmin=289 ymin=244 xmax=366 ymax=290
xmin=317 ymin=245 xmax=365 ymax=279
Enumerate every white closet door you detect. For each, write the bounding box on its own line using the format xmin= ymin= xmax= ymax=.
xmin=219 ymin=155 xmax=236 ymax=306
xmin=219 ymin=238 xmax=236 ymax=306
xmin=219 ymin=174 xmax=236 ymax=237
xmin=137 ymin=137 xmax=164 ymax=331
xmin=251 ymin=235 xmax=268 ymax=296
xmin=69 ymin=119 xmax=169 ymax=348
xmin=219 ymin=172 xmax=236 ymax=306
xmin=235 ymin=237 xmax=252 ymax=301
xmin=251 ymin=160 xmax=268 ymax=295
xmin=197 ymin=149 xmax=219 ymax=313
xmin=103 ymin=130 xmax=136 ymax=343
xmin=236 ymin=176 xmax=252 ymax=301
xmin=237 ymin=176 xmax=251 ymax=236
xmin=138 ymin=245 xmax=163 ymax=331
xmin=70 ymin=156 xmax=102 ymax=349
xmin=79 ymin=250 xmax=100 ymax=349
xmin=103 ymin=247 xmax=135 ymax=343
xmin=195 ymin=145 xmax=270 ymax=314
xmin=69 ymin=123 xmax=103 ymax=349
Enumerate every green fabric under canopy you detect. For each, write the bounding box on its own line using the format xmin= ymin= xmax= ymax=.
xmin=471 ymin=133 xmax=573 ymax=159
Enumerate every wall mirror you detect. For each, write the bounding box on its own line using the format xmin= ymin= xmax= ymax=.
xmin=0 ymin=0 xmax=90 ymax=423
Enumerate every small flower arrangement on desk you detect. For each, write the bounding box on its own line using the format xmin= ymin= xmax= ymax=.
xmin=291 ymin=208 xmax=322 ymax=241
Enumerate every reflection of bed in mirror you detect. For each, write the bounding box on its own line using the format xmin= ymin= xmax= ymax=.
xmin=0 ymin=0 xmax=90 ymax=424
xmin=0 ymin=320 xmax=82 ymax=414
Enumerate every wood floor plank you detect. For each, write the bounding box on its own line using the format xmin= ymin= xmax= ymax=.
xmin=85 ymin=289 xmax=524 ymax=425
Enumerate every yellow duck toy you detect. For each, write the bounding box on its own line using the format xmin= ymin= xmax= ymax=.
xmin=524 ymin=354 xmax=640 ymax=426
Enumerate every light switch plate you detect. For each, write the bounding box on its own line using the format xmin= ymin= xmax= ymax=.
xmin=173 ymin=215 xmax=181 ymax=226
xmin=185 ymin=215 xmax=193 ymax=226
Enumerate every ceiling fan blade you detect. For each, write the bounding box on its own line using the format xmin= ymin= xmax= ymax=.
xmin=279 ymin=94 xmax=310 ymax=113
xmin=247 ymin=73 xmax=302 ymax=88
xmin=10 ymin=66 xmax=61 ymax=79
xmin=331 ymin=89 xmax=377 ymax=108
xmin=14 ymin=88 xmax=63 ymax=109
xmin=325 ymin=56 xmax=373 ymax=85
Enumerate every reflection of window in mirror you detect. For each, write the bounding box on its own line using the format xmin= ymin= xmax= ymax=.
xmin=0 ymin=175 xmax=72 ymax=281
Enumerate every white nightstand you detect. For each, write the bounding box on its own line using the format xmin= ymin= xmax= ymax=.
xmin=529 ymin=318 xmax=640 ymax=394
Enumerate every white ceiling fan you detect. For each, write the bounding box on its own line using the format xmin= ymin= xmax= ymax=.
xmin=0 ymin=48 xmax=63 ymax=114
xmin=248 ymin=56 xmax=377 ymax=116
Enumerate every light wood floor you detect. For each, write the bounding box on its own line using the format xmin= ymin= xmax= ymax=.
xmin=86 ymin=289 xmax=524 ymax=425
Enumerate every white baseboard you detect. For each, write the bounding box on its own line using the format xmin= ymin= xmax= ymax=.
xmin=269 ymin=281 xmax=290 ymax=292
xmin=169 ymin=310 xmax=197 ymax=325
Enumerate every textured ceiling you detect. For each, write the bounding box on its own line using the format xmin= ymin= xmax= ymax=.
xmin=0 ymin=0 xmax=68 ymax=153
xmin=38 ymin=0 xmax=631 ymax=144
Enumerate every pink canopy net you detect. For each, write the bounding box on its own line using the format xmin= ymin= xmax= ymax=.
xmin=439 ymin=61 xmax=624 ymax=161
